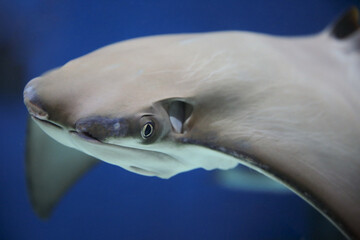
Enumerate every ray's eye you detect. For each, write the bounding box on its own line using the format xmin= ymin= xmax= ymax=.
xmin=141 ymin=122 xmax=154 ymax=139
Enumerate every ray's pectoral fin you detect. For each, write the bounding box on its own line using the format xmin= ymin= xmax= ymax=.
xmin=329 ymin=6 xmax=359 ymax=39
xmin=26 ymin=118 xmax=99 ymax=218
xmin=159 ymin=98 xmax=194 ymax=134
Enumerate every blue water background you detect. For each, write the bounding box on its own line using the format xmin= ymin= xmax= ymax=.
xmin=1 ymin=0 xmax=359 ymax=239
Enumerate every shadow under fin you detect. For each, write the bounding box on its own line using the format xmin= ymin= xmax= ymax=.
xmin=25 ymin=118 xmax=99 ymax=218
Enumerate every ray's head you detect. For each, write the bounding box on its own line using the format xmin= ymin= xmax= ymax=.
xmin=22 ymin=34 xmax=235 ymax=178
xmin=23 ymin=75 xmax=194 ymax=145
xmin=23 ymin=35 xmax=200 ymax=127
xmin=23 ymin=72 xmax=198 ymax=178
xmin=24 ymin=35 xmax=206 ymax=137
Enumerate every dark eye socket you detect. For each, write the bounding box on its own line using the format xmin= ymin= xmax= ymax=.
xmin=141 ymin=122 xmax=154 ymax=139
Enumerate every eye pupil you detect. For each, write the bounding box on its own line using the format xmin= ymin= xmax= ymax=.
xmin=141 ymin=122 xmax=154 ymax=139
xmin=144 ymin=124 xmax=152 ymax=136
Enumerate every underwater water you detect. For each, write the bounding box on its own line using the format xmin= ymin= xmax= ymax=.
xmin=1 ymin=0 xmax=359 ymax=239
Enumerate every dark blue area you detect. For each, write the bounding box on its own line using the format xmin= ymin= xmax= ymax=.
xmin=0 ymin=0 xmax=358 ymax=239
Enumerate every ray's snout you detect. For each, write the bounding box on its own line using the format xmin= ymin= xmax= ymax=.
xmin=75 ymin=116 xmax=129 ymax=141
xmin=23 ymin=81 xmax=48 ymax=120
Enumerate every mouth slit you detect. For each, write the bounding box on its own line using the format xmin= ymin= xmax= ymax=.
xmin=32 ymin=116 xmax=63 ymax=129
xmin=70 ymin=130 xmax=102 ymax=143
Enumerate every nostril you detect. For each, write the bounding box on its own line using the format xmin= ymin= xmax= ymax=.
xmin=23 ymin=82 xmax=48 ymax=120
xmin=25 ymin=101 xmax=48 ymax=120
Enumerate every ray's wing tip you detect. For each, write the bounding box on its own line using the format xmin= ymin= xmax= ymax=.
xmin=27 ymin=192 xmax=54 ymax=220
xmin=34 ymin=206 xmax=53 ymax=220
xmin=329 ymin=6 xmax=359 ymax=39
xmin=27 ymin=188 xmax=55 ymax=220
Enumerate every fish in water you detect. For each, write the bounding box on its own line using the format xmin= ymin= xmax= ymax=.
xmin=24 ymin=8 xmax=360 ymax=240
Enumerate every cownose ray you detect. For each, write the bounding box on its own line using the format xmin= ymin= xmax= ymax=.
xmin=23 ymin=8 xmax=360 ymax=239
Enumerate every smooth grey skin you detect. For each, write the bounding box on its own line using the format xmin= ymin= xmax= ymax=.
xmin=24 ymin=8 xmax=360 ymax=239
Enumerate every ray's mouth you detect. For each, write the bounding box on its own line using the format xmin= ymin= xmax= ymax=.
xmin=31 ymin=115 xmax=63 ymax=130
xmin=31 ymin=115 xmax=103 ymax=144
xmin=70 ymin=129 xmax=103 ymax=143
